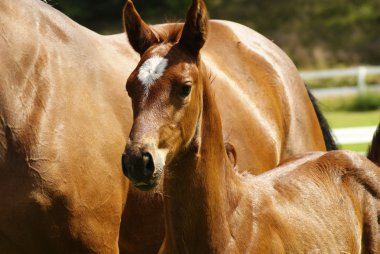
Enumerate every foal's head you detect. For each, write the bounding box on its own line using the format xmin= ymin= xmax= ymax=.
xmin=121 ymin=0 xmax=208 ymax=190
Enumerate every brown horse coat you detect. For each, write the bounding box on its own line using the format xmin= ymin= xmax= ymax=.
xmin=123 ymin=1 xmax=380 ymax=252
xmin=0 ymin=0 xmax=133 ymax=252
xmin=1 ymin=0 xmax=327 ymax=252
xmin=122 ymin=1 xmax=328 ymax=251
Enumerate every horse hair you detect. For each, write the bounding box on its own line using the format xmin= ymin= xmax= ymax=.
xmin=368 ymin=122 xmax=380 ymax=166
xmin=153 ymin=24 xmax=183 ymax=44
xmin=306 ymin=85 xmax=338 ymax=151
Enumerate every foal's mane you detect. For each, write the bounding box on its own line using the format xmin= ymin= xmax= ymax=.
xmin=153 ymin=23 xmax=183 ymax=44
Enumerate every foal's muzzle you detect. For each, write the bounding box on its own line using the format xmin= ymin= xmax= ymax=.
xmin=122 ymin=144 xmax=160 ymax=191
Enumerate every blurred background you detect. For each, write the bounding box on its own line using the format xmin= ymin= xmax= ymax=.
xmin=51 ymin=0 xmax=380 ymax=152
xmin=51 ymin=0 xmax=380 ymax=68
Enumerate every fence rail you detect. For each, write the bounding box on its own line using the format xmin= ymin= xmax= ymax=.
xmin=301 ymin=66 xmax=380 ymax=94
xmin=301 ymin=66 xmax=380 ymax=150
xmin=332 ymin=126 xmax=376 ymax=146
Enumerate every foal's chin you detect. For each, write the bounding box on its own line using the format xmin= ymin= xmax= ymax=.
xmin=132 ymin=170 xmax=164 ymax=193
xmin=132 ymin=178 xmax=160 ymax=192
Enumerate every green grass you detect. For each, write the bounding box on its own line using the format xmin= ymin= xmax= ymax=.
xmin=320 ymin=99 xmax=380 ymax=152
xmin=340 ymin=143 xmax=369 ymax=153
xmin=324 ymin=110 xmax=378 ymax=152
xmin=323 ymin=109 xmax=380 ymax=128
xmin=323 ymin=109 xmax=379 ymax=152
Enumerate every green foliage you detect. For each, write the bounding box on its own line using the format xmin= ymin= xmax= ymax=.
xmin=307 ymin=75 xmax=380 ymax=89
xmin=348 ymin=93 xmax=380 ymax=111
xmin=51 ymin=0 xmax=125 ymax=33
xmin=52 ymin=0 xmax=380 ymax=68
xmin=320 ymin=93 xmax=380 ymax=112
xmin=307 ymin=77 xmax=358 ymax=89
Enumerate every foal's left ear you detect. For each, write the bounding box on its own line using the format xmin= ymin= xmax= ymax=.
xmin=178 ymin=0 xmax=209 ymax=57
xmin=123 ymin=0 xmax=159 ymax=55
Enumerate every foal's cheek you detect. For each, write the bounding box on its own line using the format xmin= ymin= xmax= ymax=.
xmin=176 ymin=109 xmax=199 ymax=150
xmin=158 ymin=124 xmax=182 ymax=150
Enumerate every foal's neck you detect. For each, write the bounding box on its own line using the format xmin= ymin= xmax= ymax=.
xmin=163 ymin=64 xmax=240 ymax=253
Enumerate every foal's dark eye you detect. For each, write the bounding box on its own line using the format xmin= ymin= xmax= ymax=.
xmin=179 ymin=84 xmax=192 ymax=98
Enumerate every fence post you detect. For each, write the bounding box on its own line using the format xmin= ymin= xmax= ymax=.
xmin=357 ymin=66 xmax=367 ymax=94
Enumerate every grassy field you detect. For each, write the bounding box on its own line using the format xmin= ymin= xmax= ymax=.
xmin=321 ymin=105 xmax=380 ymax=152
xmin=342 ymin=143 xmax=370 ymax=152
xmin=323 ymin=109 xmax=380 ymax=128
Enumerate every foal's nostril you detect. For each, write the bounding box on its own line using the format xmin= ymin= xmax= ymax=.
xmin=121 ymin=153 xmax=130 ymax=177
xmin=122 ymin=149 xmax=155 ymax=183
xmin=142 ymin=152 xmax=155 ymax=178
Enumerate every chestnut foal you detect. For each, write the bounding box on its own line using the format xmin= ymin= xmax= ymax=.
xmin=123 ymin=0 xmax=380 ymax=252
xmin=120 ymin=0 xmax=337 ymax=251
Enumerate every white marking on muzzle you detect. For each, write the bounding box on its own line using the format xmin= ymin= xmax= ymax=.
xmin=138 ymin=55 xmax=168 ymax=95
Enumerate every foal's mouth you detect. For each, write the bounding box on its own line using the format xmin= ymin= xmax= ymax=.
xmin=132 ymin=178 xmax=159 ymax=191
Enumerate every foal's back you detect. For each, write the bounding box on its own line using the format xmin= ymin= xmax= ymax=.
xmin=245 ymin=151 xmax=380 ymax=253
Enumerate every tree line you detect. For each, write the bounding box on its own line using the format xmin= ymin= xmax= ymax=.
xmin=52 ymin=0 xmax=380 ymax=69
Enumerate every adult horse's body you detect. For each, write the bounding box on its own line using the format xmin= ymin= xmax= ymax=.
xmin=1 ymin=0 xmax=332 ymax=252
xmin=0 ymin=0 xmax=133 ymax=252
xmin=123 ymin=1 xmax=380 ymax=252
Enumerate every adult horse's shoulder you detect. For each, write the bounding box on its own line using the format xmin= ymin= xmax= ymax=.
xmin=200 ymin=20 xmax=326 ymax=167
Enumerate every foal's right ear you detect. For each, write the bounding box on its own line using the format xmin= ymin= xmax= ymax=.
xmin=123 ymin=0 xmax=159 ymax=55
xmin=178 ymin=0 xmax=209 ymax=57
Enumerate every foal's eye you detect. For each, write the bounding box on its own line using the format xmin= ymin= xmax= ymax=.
xmin=178 ymin=84 xmax=192 ymax=98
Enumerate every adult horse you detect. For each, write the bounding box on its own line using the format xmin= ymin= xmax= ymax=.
xmin=123 ymin=0 xmax=380 ymax=252
xmin=0 ymin=0 xmax=333 ymax=253
xmin=0 ymin=0 xmax=134 ymax=252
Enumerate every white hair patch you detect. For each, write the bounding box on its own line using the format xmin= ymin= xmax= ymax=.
xmin=138 ymin=55 xmax=168 ymax=95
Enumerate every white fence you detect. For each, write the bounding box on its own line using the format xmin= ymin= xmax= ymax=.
xmin=301 ymin=66 xmax=380 ymax=94
xmin=332 ymin=126 xmax=376 ymax=145
xmin=300 ymin=66 xmax=380 ymax=150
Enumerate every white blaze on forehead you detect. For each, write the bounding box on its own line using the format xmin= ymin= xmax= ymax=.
xmin=138 ymin=55 xmax=168 ymax=94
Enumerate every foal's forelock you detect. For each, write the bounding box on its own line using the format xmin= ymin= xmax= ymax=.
xmin=134 ymin=25 xmax=184 ymax=90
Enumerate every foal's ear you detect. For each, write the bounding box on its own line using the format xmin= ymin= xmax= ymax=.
xmin=123 ymin=0 xmax=159 ymax=55
xmin=178 ymin=0 xmax=209 ymax=56
xmin=225 ymin=143 xmax=238 ymax=168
